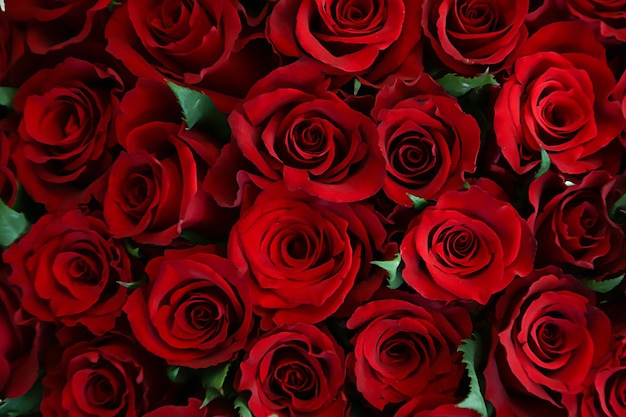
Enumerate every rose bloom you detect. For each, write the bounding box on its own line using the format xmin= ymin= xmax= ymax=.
xmin=0 ymin=118 xmax=18 ymax=206
xmin=400 ymin=186 xmax=536 ymax=304
xmin=0 ymin=11 xmax=24 ymax=83
xmin=346 ymin=293 xmax=472 ymax=410
xmin=485 ymin=267 xmax=613 ymax=417
xmin=266 ymin=0 xmax=423 ymax=84
xmin=528 ymin=170 xmax=626 ymax=280
xmin=237 ymin=323 xmax=348 ymax=417
xmin=494 ymin=21 xmax=624 ymax=175
xmin=421 ymin=0 xmax=529 ymax=74
xmin=11 ymin=57 xmax=122 ymax=211
xmin=395 ymin=395 xmax=481 ymax=417
xmin=372 ymin=73 xmax=481 ymax=206
xmin=124 ymin=247 xmax=253 ymax=368
xmin=2 ymin=210 xmax=133 ymax=335
xmin=144 ymin=398 xmax=237 ymax=417
xmin=562 ymin=0 xmax=626 ymax=42
xmin=228 ymin=183 xmax=388 ymax=329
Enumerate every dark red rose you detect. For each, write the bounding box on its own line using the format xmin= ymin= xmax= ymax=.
xmin=0 ymin=119 xmax=18 ymax=206
xmin=219 ymin=60 xmax=384 ymax=204
xmin=41 ymin=333 xmax=165 ymax=417
xmin=237 ymin=323 xmax=348 ymax=417
xmin=11 ymin=57 xmax=122 ymax=211
xmin=562 ymin=0 xmax=626 ymax=42
xmin=528 ymin=170 xmax=626 ymax=280
xmin=124 ymin=247 xmax=253 ymax=368
xmin=421 ymin=0 xmax=529 ymax=74
xmin=105 ymin=0 xmax=276 ymax=112
xmin=228 ymin=183 xmax=388 ymax=329
xmin=395 ymin=395 xmax=481 ymax=417
xmin=266 ymin=0 xmax=423 ymax=84
xmin=400 ymin=186 xmax=536 ymax=304
xmin=144 ymin=397 xmax=237 ymax=417
xmin=485 ymin=267 xmax=613 ymax=417
xmin=372 ymin=73 xmax=481 ymax=206
xmin=0 ymin=267 xmax=39 ymax=399
xmin=346 ymin=293 xmax=472 ymax=410
xmin=2 ymin=210 xmax=133 ymax=335
xmin=0 ymin=11 xmax=25 ymax=83
xmin=4 ymin=0 xmax=109 ymax=54
xmin=494 ymin=21 xmax=624 ymax=175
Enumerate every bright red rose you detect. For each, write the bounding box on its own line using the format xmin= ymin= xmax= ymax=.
xmin=528 ymin=171 xmax=626 ymax=280
xmin=494 ymin=21 xmax=624 ymax=175
xmin=372 ymin=73 xmax=481 ymax=206
xmin=11 ymin=57 xmax=122 ymax=211
xmin=395 ymin=395 xmax=481 ymax=417
xmin=400 ymin=186 xmax=536 ymax=304
xmin=228 ymin=183 xmax=388 ymax=329
xmin=218 ymin=60 xmax=384 ymax=204
xmin=124 ymin=247 xmax=253 ymax=368
xmin=4 ymin=0 xmax=109 ymax=54
xmin=237 ymin=323 xmax=348 ymax=417
xmin=2 ymin=210 xmax=133 ymax=335
xmin=266 ymin=0 xmax=423 ymax=84
xmin=0 ymin=267 xmax=39 ymax=399
xmin=485 ymin=267 xmax=613 ymax=417
xmin=562 ymin=0 xmax=626 ymax=42
xmin=346 ymin=293 xmax=472 ymax=411
xmin=144 ymin=397 xmax=237 ymax=417
xmin=421 ymin=0 xmax=529 ymax=74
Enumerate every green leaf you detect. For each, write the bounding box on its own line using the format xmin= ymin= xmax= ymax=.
xmin=166 ymin=365 xmax=193 ymax=384
xmin=200 ymin=387 xmax=221 ymax=409
xmin=464 ymin=181 xmax=471 ymax=189
xmin=0 ymin=378 xmax=43 ymax=417
xmin=353 ymin=78 xmax=362 ymax=95
xmin=534 ymin=147 xmax=551 ymax=179
xmin=456 ymin=336 xmax=489 ymax=417
xmin=117 ymin=274 xmax=146 ymax=290
xmin=371 ymin=252 xmax=403 ymax=290
xmin=123 ymin=239 xmax=141 ymax=258
xmin=201 ymin=363 xmax=231 ymax=392
xmin=609 ymin=194 xmax=626 ymax=223
xmin=582 ymin=274 xmax=624 ymax=294
xmin=0 ymin=199 xmax=28 ymax=248
xmin=166 ymin=80 xmax=230 ymax=141
xmin=406 ymin=194 xmax=429 ymax=212
xmin=436 ymin=71 xmax=499 ymax=97
xmin=233 ymin=396 xmax=253 ymax=417
xmin=179 ymin=229 xmax=222 ymax=245
xmin=108 ymin=0 xmax=121 ymax=12
xmin=0 ymin=87 xmax=17 ymax=110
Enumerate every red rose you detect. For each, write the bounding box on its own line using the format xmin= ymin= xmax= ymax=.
xmin=563 ymin=0 xmax=626 ymax=42
xmin=219 ymin=60 xmax=384 ymax=204
xmin=421 ymin=0 xmax=529 ymax=74
xmin=4 ymin=0 xmax=109 ymax=54
xmin=485 ymin=267 xmax=613 ymax=416
xmin=395 ymin=395 xmax=481 ymax=417
xmin=346 ymin=293 xmax=472 ymax=410
xmin=0 ymin=119 xmax=18 ymax=206
xmin=528 ymin=171 xmax=626 ymax=280
xmin=400 ymin=186 xmax=536 ymax=304
xmin=266 ymin=0 xmax=423 ymax=84
xmin=144 ymin=397 xmax=237 ymax=417
xmin=372 ymin=73 xmax=481 ymax=206
xmin=0 ymin=267 xmax=39 ymax=399
xmin=228 ymin=184 xmax=387 ymax=329
xmin=41 ymin=333 xmax=165 ymax=417
xmin=11 ymin=57 xmax=122 ymax=211
xmin=0 ymin=11 xmax=24 ymax=83
xmin=124 ymin=247 xmax=253 ymax=368
xmin=2 ymin=210 xmax=133 ymax=335
xmin=237 ymin=323 xmax=348 ymax=417
xmin=494 ymin=21 xmax=624 ymax=175
xmin=105 ymin=0 xmax=276 ymax=112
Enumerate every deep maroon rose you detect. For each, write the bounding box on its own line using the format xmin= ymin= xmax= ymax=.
xmin=237 ymin=323 xmax=348 ymax=417
xmin=11 ymin=57 xmax=122 ymax=211
xmin=528 ymin=171 xmax=626 ymax=280
xmin=144 ymin=398 xmax=237 ymax=417
xmin=0 ymin=119 xmax=18 ymax=206
xmin=218 ymin=60 xmax=384 ymax=204
xmin=421 ymin=0 xmax=529 ymax=74
xmin=395 ymin=395 xmax=481 ymax=417
xmin=266 ymin=0 xmax=423 ymax=84
xmin=0 ymin=267 xmax=39 ymax=399
xmin=346 ymin=293 xmax=472 ymax=410
xmin=485 ymin=267 xmax=613 ymax=417
xmin=494 ymin=21 xmax=624 ymax=175
xmin=2 ymin=210 xmax=133 ymax=335
xmin=105 ymin=0 xmax=276 ymax=112
xmin=562 ymin=0 xmax=626 ymax=42
xmin=400 ymin=186 xmax=536 ymax=304
xmin=372 ymin=73 xmax=481 ymax=206
xmin=124 ymin=247 xmax=253 ymax=368
xmin=41 ymin=333 xmax=165 ymax=417
xmin=0 ymin=11 xmax=24 ymax=83
xmin=4 ymin=0 xmax=109 ymax=54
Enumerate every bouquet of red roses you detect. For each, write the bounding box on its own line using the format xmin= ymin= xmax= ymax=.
xmin=1 ymin=1 xmax=625 ymax=416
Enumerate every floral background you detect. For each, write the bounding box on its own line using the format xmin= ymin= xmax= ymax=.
xmin=0 ymin=1 xmax=626 ymax=417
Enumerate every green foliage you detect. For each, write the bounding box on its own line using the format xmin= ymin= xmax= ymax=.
xmin=200 ymin=363 xmax=231 ymax=408
xmin=233 ymin=396 xmax=253 ymax=417
xmin=609 ymin=194 xmax=626 ymax=224
xmin=436 ymin=72 xmax=499 ymax=97
xmin=0 ymin=199 xmax=29 ymax=248
xmin=582 ymin=274 xmax=624 ymax=294
xmin=0 ymin=379 xmax=43 ymax=417
xmin=0 ymin=87 xmax=17 ymax=110
xmin=166 ymin=366 xmax=194 ymax=384
xmin=353 ymin=78 xmax=362 ymax=95
xmin=123 ymin=239 xmax=141 ymax=258
xmin=406 ymin=194 xmax=430 ymax=212
xmin=371 ymin=252 xmax=404 ymax=290
xmin=456 ymin=336 xmax=489 ymax=417
xmin=534 ymin=147 xmax=551 ymax=179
